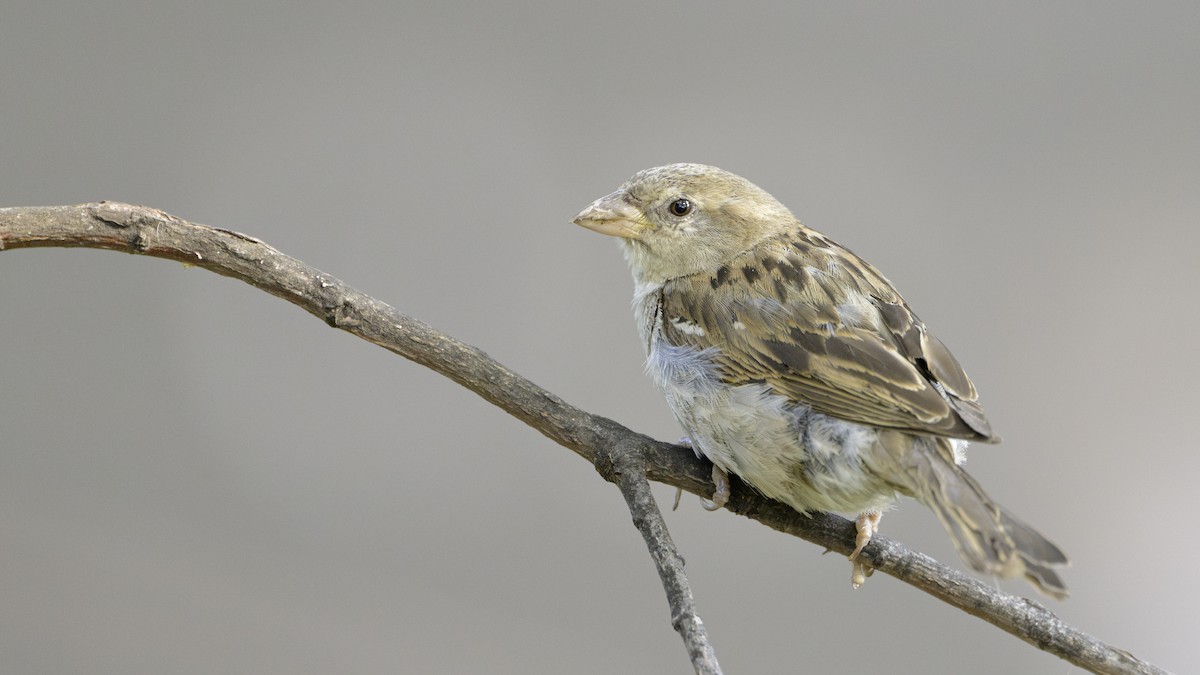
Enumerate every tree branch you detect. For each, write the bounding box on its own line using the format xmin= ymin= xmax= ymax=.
xmin=0 ymin=203 xmax=1166 ymax=675
xmin=596 ymin=438 xmax=722 ymax=674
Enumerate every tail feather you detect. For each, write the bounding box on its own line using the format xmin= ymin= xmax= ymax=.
xmin=999 ymin=507 xmax=1070 ymax=599
xmin=881 ymin=433 xmax=1070 ymax=599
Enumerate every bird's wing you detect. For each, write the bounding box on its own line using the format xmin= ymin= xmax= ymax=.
xmin=659 ymin=231 xmax=995 ymax=441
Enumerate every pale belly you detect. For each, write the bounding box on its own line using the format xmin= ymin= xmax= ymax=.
xmin=646 ymin=340 xmax=898 ymax=515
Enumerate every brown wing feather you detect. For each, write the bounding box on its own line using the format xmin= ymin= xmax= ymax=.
xmin=660 ymin=228 xmax=996 ymax=442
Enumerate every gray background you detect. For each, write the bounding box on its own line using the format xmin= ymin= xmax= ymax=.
xmin=2 ymin=2 xmax=1196 ymax=673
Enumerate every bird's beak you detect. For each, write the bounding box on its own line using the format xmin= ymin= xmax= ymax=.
xmin=572 ymin=191 xmax=647 ymax=239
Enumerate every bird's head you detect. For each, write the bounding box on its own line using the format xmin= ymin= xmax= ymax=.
xmin=572 ymin=163 xmax=795 ymax=284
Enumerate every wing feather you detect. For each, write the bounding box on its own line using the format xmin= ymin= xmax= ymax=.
xmin=660 ymin=229 xmax=996 ymax=441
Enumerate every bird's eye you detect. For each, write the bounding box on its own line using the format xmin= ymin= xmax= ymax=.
xmin=669 ymin=198 xmax=692 ymax=216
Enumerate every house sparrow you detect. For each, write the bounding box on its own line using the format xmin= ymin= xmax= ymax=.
xmin=572 ymin=163 xmax=1068 ymax=598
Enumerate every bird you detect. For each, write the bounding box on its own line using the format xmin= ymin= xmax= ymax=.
xmin=571 ymin=163 xmax=1068 ymax=598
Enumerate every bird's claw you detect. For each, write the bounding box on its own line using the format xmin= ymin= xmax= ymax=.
xmin=672 ymin=439 xmax=731 ymax=511
xmin=851 ymin=561 xmax=875 ymax=588
xmin=701 ymin=464 xmax=730 ymax=511
xmin=849 ymin=511 xmax=882 ymax=560
xmin=849 ymin=511 xmax=882 ymax=588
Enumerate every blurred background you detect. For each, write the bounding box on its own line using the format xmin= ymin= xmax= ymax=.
xmin=2 ymin=2 xmax=1196 ymax=673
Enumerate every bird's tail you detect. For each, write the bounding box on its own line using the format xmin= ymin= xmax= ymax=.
xmin=877 ymin=432 xmax=1070 ymax=599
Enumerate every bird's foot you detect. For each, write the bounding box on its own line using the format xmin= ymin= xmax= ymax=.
xmin=699 ymin=464 xmax=730 ymax=511
xmin=850 ymin=511 xmax=882 ymax=560
xmin=670 ymin=439 xmax=730 ymax=512
xmin=850 ymin=511 xmax=882 ymax=589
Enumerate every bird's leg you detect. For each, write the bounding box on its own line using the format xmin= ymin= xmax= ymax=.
xmin=700 ymin=464 xmax=730 ymax=511
xmin=850 ymin=511 xmax=882 ymax=589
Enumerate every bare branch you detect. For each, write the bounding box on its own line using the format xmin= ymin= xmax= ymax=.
xmin=0 ymin=203 xmax=1168 ymax=675
xmin=596 ymin=440 xmax=722 ymax=674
